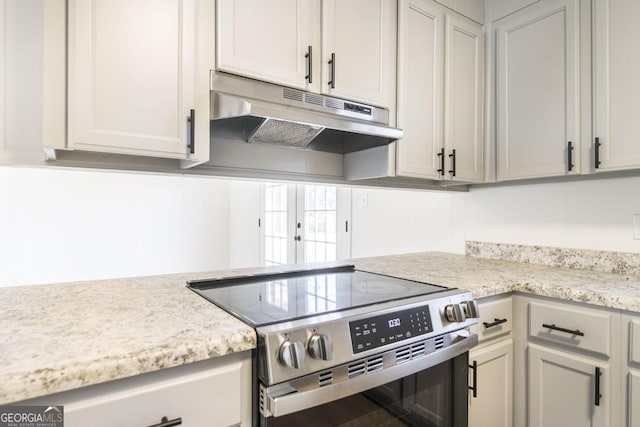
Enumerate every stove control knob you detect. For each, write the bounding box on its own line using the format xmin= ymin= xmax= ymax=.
xmin=279 ymin=340 xmax=306 ymax=369
xmin=308 ymin=334 xmax=333 ymax=361
xmin=444 ymin=304 xmax=466 ymax=323
xmin=462 ymin=300 xmax=480 ymax=318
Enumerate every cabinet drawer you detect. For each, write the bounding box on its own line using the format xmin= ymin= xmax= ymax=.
xmin=529 ymin=300 xmax=612 ymax=357
xmin=470 ymin=296 xmax=513 ymax=343
xmin=630 ymin=320 xmax=640 ymax=364
xmin=64 ymin=361 xmax=243 ymax=427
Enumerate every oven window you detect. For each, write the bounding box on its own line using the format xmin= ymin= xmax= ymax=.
xmin=262 ymin=354 xmax=468 ymax=427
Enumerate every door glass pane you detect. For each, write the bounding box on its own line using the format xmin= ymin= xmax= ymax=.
xmin=303 ymin=185 xmax=338 ymax=263
xmin=264 ymin=183 xmax=289 ymax=266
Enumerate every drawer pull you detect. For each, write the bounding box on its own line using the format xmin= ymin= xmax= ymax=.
xmin=542 ymin=323 xmax=585 ymax=337
xmin=483 ymin=318 xmax=508 ymax=329
xmin=147 ymin=416 xmax=182 ymax=427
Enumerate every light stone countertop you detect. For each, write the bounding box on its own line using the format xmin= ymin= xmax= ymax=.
xmin=3 ymin=251 xmax=640 ymax=405
xmin=354 ymin=252 xmax=640 ymax=311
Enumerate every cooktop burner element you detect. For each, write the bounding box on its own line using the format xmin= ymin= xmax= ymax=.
xmin=187 ymin=265 xmax=451 ymax=326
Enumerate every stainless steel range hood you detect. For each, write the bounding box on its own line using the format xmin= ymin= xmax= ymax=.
xmin=209 ymin=72 xmax=403 ymax=154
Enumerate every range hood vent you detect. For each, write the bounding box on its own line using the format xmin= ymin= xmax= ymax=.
xmin=209 ymin=72 xmax=403 ymax=154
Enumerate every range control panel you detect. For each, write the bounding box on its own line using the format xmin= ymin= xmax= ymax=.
xmin=349 ymin=305 xmax=433 ymax=354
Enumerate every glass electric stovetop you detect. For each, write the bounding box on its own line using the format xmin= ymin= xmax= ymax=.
xmin=187 ymin=265 xmax=452 ymax=327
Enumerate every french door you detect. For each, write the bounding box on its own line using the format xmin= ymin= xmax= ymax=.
xmin=260 ymin=183 xmax=351 ymax=266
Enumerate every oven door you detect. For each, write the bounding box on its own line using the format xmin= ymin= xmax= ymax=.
xmin=259 ymin=332 xmax=476 ymax=427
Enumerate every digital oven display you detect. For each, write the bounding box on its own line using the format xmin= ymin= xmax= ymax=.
xmin=349 ymin=305 xmax=433 ymax=354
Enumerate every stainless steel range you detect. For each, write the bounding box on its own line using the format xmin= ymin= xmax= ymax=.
xmin=188 ymin=265 xmax=479 ymax=427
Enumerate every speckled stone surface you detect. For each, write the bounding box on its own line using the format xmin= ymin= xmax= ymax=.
xmin=353 ymin=252 xmax=640 ymax=311
xmin=4 ymin=252 xmax=640 ymax=405
xmin=466 ymin=241 xmax=640 ymax=276
xmin=0 ymin=267 xmax=270 ymax=405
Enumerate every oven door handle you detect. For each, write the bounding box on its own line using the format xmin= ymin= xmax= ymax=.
xmin=262 ymin=332 xmax=478 ymax=418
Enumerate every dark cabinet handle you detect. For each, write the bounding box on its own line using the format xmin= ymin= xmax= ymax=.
xmin=188 ymin=109 xmax=195 ymax=154
xmin=567 ymin=141 xmax=574 ymax=171
xmin=448 ymin=149 xmax=456 ymax=177
xmin=468 ymin=360 xmax=478 ymax=398
xmin=595 ymin=367 xmax=602 ymax=406
xmin=147 ymin=416 xmax=182 ymax=427
xmin=305 ymin=46 xmax=313 ymax=83
xmin=542 ymin=323 xmax=584 ymax=337
xmin=328 ymin=53 xmax=336 ymax=88
xmin=436 ymin=147 xmax=445 ymax=176
xmin=294 ymin=235 xmax=301 ymax=242
xmin=483 ymin=318 xmax=508 ymax=329
xmin=595 ymin=137 xmax=601 ymax=169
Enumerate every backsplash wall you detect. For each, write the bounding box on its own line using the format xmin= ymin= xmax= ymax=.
xmin=0 ymin=167 xmax=233 ymax=287
xmin=0 ymin=167 xmax=461 ymax=287
xmin=465 ymin=175 xmax=640 ymax=253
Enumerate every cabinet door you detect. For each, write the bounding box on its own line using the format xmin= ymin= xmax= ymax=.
xmin=529 ymin=344 xmax=610 ymax=427
xmin=593 ymin=0 xmax=640 ymax=172
xmin=396 ymin=0 xmax=444 ymax=179
xmin=321 ymin=0 xmax=397 ymax=108
xmin=444 ymin=12 xmax=483 ymax=182
xmin=469 ymin=339 xmax=513 ymax=427
xmin=496 ymin=0 xmax=581 ymax=180
xmin=629 ymin=370 xmax=640 ymax=427
xmin=68 ymin=0 xmax=211 ymax=163
xmin=216 ymin=0 xmax=320 ymax=92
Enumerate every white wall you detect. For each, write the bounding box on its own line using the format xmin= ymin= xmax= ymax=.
xmin=350 ymin=187 xmax=466 ymax=258
xmin=7 ymin=165 xmax=639 ymax=288
xmin=0 ymin=167 xmax=233 ymax=287
xmin=466 ymin=175 xmax=640 ymax=253
xmin=0 ymin=170 xmax=466 ymax=287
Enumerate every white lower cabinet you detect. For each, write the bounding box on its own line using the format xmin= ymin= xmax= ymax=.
xmin=23 ymin=352 xmax=252 ymax=427
xmin=623 ymin=315 xmax=640 ymax=427
xmin=529 ymin=344 xmax=611 ymax=426
xmin=469 ymin=339 xmax=513 ymax=427
xmin=468 ymin=295 xmax=513 ymax=427
xmin=628 ymin=371 xmax=640 ymax=427
xmin=514 ymin=295 xmax=621 ymax=427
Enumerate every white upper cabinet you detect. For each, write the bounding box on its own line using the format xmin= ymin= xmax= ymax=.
xmin=321 ymin=0 xmax=397 ymax=108
xmin=435 ymin=0 xmax=485 ymax=24
xmin=444 ymin=12 xmax=483 ymax=182
xmin=216 ymin=0 xmax=397 ymax=109
xmin=68 ymin=0 xmax=212 ymax=166
xmin=495 ymin=0 xmax=581 ymax=181
xmin=396 ymin=0 xmax=444 ymax=179
xmin=592 ymin=0 xmax=640 ymax=172
xmin=397 ymin=0 xmax=483 ymax=182
xmin=216 ymin=0 xmax=321 ymax=92
xmin=488 ymin=0 xmax=540 ymax=22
